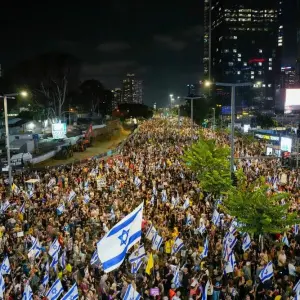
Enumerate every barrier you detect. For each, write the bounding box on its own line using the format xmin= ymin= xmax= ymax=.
xmin=31 ymin=150 xmax=57 ymax=164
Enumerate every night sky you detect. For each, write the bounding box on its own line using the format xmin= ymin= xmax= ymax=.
xmin=0 ymin=0 xmax=297 ymax=107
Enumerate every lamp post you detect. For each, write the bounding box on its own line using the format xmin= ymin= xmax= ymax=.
xmin=204 ymin=81 xmax=252 ymax=172
xmin=1 ymin=91 xmax=28 ymax=190
xmin=212 ymin=108 xmax=216 ymax=131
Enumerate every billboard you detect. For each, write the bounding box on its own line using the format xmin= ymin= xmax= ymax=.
xmin=280 ymin=137 xmax=292 ymax=153
xmin=284 ymin=89 xmax=300 ymax=114
xmin=52 ymin=123 xmax=67 ymax=139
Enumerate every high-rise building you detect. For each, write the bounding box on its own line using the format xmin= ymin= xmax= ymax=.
xmin=205 ymin=0 xmax=282 ymax=108
xmin=280 ymin=66 xmax=297 ymax=88
xmin=122 ymin=73 xmax=143 ymax=104
xmin=297 ymin=0 xmax=300 ymax=83
xmin=111 ymin=88 xmax=122 ymax=110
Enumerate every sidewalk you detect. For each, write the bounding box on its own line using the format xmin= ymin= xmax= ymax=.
xmin=35 ymin=128 xmax=130 ymax=167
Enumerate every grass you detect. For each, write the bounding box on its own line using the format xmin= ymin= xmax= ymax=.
xmin=35 ymin=128 xmax=130 ymax=167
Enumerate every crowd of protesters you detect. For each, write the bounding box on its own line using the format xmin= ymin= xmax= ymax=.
xmin=0 ymin=117 xmax=299 ymax=300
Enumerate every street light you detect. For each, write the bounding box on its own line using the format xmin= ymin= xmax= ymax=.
xmin=212 ymin=108 xmax=216 ymax=131
xmin=203 ymin=81 xmax=252 ymax=172
xmin=0 ymin=91 xmax=28 ymax=190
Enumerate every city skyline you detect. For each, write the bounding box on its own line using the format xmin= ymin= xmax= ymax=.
xmin=0 ymin=0 xmax=298 ymax=107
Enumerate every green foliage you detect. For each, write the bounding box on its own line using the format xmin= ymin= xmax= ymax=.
xmin=256 ymin=114 xmax=276 ymax=129
xmin=223 ymin=173 xmax=299 ymax=235
xmin=183 ymin=135 xmax=232 ymax=195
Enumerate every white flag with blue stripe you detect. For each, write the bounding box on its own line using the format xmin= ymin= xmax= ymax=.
xmin=153 ymin=186 xmax=157 ymax=196
xmin=224 ymin=251 xmax=236 ymax=274
xmin=161 ymin=190 xmax=167 ymax=202
xmin=68 ymin=190 xmax=76 ymax=202
xmin=134 ymin=177 xmax=141 ymax=188
xmin=97 ymin=202 xmax=143 ymax=273
xmin=1 ymin=200 xmax=10 ymax=213
xmin=90 ymin=250 xmax=101 ymax=267
xmin=19 ymin=202 xmax=25 ymax=214
xmin=152 ymin=234 xmax=163 ymax=251
xmin=172 ymin=266 xmax=181 ymax=288
xmin=46 ymin=278 xmax=64 ymax=300
xmin=22 ymin=283 xmax=33 ymax=300
xmin=282 ymin=235 xmax=290 ymax=247
xmin=42 ymin=271 xmax=49 ymax=287
xmin=295 ymin=224 xmax=299 ymax=236
xmin=129 ymin=245 xmax=146 ymax=263
xmin=0 ymin=256 xmax=10 ymax=274
xmin=59 ymin=251 xmax=66 ymax=269
xmin=295 ymin=290 xmax=300 ymax=300
xmin=200 ymin=238 xmax=209 ymax=259
xmin=123 ymin=284 xmax=141 ymax=300
xmin=202 ymin=280 xmax=211 ymax=300
xmin=145 ymin=224 xmax=157 ymax=241
xmin=83 ymin=194 xmax=90 ymax=204
xmin=294 ymin=279 xmax=300 ymax=293
xmin=172 ymin=236 xmax=184 ymax=255
xmin=0 ymin=273 xmax=4 ymax=299
xmin=57 ymin=203 xmax=65 ymax=215
xmin=50 ymin=251 xmax=59 ymax=271
xmin=242 ymin=233 xmax=251 ymax=252
xmin=182 ymin=198 xmax=190 ymax=210
xmin=259 ymin=261 xmax=274 ymax=283
xmin=61 ymin=283 xmax=79 ymax=300
xmin=49 ymin=239 xmax=60 ymax=257
xmin=186 ymin=213 xmax=192 ymax=225
xmin=212 ymin=209 xmax=220 ymax=226
xmin=224 ymin=232 xmax=237 ymax=250
xmin=197 ymin=224 xmax=206 ymax=235
xmin=28 ymin=237 xmax=42 ymax=259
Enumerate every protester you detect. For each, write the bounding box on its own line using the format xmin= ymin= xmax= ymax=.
xmin=0 ymin=118 xmax=299 ymax=300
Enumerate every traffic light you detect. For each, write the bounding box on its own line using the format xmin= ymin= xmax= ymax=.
xmin=231 ymin=172 xmax=238 ymax=187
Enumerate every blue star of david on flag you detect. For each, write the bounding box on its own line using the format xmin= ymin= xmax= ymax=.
xmin=118 ymin=229 xmax=130 ymax=246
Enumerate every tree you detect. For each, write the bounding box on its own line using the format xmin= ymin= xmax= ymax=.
xmin=79 ymin=79 xmax=105 ymax=113
xmin=255 ymin=114 xmax=277 ymax=128
xmin=223 ymin=171 xmax=298 ymax=249
xmin=183 ymin=135 xmax=232 ymax=196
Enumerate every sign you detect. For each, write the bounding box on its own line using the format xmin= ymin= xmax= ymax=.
xmin=280 ymin=137 xmax=292 ymax=153
xmin=243 ymin=124 xmax=250 ymax=133
xmin=150 ymin=288 xmax=160 ymax=296
xmin=97 ymin=177 xmax=106 ymax=189
xmin=255 ymin=134 xmax=280 ymax=141
xmin=52 ymin=123 xmax=67 ymax=139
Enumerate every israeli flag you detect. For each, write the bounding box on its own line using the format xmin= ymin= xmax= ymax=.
xmin=97 ymin=202 xmax=143 ymax=273
xmin=200 ymin=238 xmax=209 ymax=259
xmin=57 ymin=203 xmax=65 ymax=215
xmin=131 ymin=259 xmax=143 ymax=274
xmin=186 ymin=213 xmax=192 ymax=225
xmin=68 ymin=190 xmax=76 ymax=202
xmin=61 ymin=283 xmax=79 ymax=300
xmin=129 ymin=245 xmax=146 ymax=263
xmin=28 ymin=238 xmax=42 ymax=259
xmin=224 ymin=232 xmax=237 ymax=250
xmin=295 ymin=290 xmax=300 ymax=300
xmin=49 ymin=239 xmax=60 ymax=257
xmin=48 ymin=178 xmax=56 ymax=188
xmin=172 ymin=266 xmax=181 ymax=288
xmin=282 ymin=235 xmax=290 ymax=247
xmin=19 ymin=202 xmax=25 ymax=214
xmin=1 ymin=200 xmax=10 ymax=213
xmin=294 ymin=279 xmax=300 ymax=293
xmin=197 ymin=224 xmax=206 ymax=235
xmin=295 ymin=224 xmax=299 ymax=236
xmin=202 ymin=280 xmax=210 ymax=300
xmin=161 ymin=190 xmax=167 ymax=202
xmin=90 ymin=250 xmax=101 ymax=267
xmin=42 ymin=272 xmax=49 ymax=287
xmin=83 ymin=194 xmax=90 ymax=204
xmin=123 ymin=284 xmax=141 ymax=300
xmin=22 ymin=283 xmax=33 ymax=300
xmin=46 ymin=278 xmax=64 ymax=300
xmin=182 ymin=198 xmax=190 ymax=210
xmin=259 ymin=262 xmax=274 ymax=283
xmin=146 ymin=224 xmax=157 ymax=241
xmin=229 ymin=220 xmax=237 ymax=234
xmin=212 ymin=209 xmax=220 ymax=226
xmin=242 ymin=233 xmax=251 ymax=252
xmin=50 ymin=251 xmax=59 ymax=271
xmin=224 ymin=252 xmax=236 ymax=274
xmin=110 ymin=207 xmax=116 ymax=221
xmin=0 ymin=256 xmax=11 ymax=274
xmin=171 ymin=196 xmax=178 ymax=207
xmin=0 ymin=273 xmax=4 ymax=299
xmin=152 ymin=234 xmax=163 ymax=251
xmin=59 ymin=251 xmax=67 ymax=269
xmin=134 ymin=177 xmax=141 ymax=188
xmin=172 ymin=237 xmax=184 ymax=255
